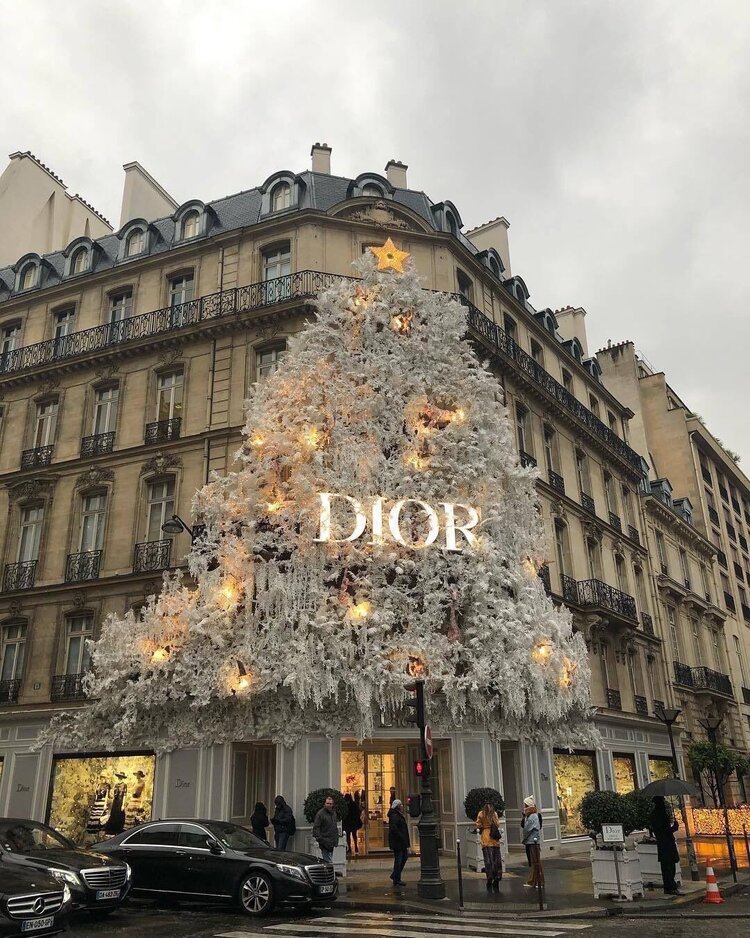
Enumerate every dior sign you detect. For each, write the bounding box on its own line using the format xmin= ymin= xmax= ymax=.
xmin=314 ymin=492 xmax=480 ymax=553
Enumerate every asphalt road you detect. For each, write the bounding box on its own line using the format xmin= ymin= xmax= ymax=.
xmin=65 ymin=892 xmax=750 ymax=938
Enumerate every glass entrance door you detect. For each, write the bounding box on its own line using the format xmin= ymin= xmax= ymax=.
xmin=364 ymin=752 xmax=396 ymax=851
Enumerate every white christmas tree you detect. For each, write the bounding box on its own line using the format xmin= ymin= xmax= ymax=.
xmin=49 ymin=240 xmax=593 ymax=753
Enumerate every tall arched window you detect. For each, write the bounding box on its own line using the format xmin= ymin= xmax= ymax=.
xmin=181 ymin=210 xmax=200 ymax=240
xmin=125 ymin=229 xmax=145 ymax=257
xmin=515 ymin=403 xmax=531 ymax=457
xmin=71 ymin=247 xmax=89 ymax=274
xmin=554 ymin=520 xmax=572 ymax=578
xmin=271 ymin=183 xmax=292 ymax=212
xmin=19 ymin=262 xmax=38 ymax=291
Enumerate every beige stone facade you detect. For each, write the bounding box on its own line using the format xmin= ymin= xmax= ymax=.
xmin=0 ymin=146 xmax=685 ymax=846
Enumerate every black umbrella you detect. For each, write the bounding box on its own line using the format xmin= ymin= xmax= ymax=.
xmin=638 ymin=778 xmax=701 ymax=798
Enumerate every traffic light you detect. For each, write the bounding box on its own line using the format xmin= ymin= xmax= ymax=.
xmin=405 ymin=680 xmax=425 ymax=729
xmin=407 ymin=793 xmax=422 ymax=817
xmin=414 ymin=759 xmax=425 ymax=777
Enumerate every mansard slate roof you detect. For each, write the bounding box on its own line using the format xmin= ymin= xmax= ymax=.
xmin=0 ymin=170 xmax=442 ymax=302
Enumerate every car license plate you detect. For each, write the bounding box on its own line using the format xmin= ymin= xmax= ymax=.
xmin=21 ymin=918 xmax=54 ymax=933
xmin=318 ymin=884 xmax=335 ymax=894
xmin=96 ymin=888 xmax=121 ymax=900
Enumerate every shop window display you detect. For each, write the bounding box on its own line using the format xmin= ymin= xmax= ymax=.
xmin=613 ymin=754 xmax=637 ymax=794
xmin=47 ymin=753 xmax=155 ymax=845
xmin=554 ymin=750 xmax=598 ymax=837
xmin=648 ymin=756 xmax=674 ymax=782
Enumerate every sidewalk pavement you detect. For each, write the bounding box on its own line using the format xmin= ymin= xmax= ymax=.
xmin=336 ymin=852 xmax=750 ymax=919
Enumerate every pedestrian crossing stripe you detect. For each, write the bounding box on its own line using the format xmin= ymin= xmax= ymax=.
xmin=347 ymin=912 xmax=592 ymax=930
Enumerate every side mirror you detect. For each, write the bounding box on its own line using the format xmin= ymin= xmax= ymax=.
xmin=206 ymin=838 xmax=223 ymax=855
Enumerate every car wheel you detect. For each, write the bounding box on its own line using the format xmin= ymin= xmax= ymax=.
xmin=239 ymin=871 xmax=274 ymax=916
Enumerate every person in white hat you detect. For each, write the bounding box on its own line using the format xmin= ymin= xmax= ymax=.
xmin=387 ymin=798 xmax=410 ymax=887
xmin=521 ymin=795 xmax=543 ymax=888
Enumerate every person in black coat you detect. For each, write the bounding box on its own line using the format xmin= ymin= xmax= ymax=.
xmin=250 ymin=802 xmax=270 ymax=843
xmin=387 ymin=799 xmax=410 ymax=887
xmin=342 ymin=793 xmax=362 ymax=855
xmin=649 ymin=796 xmax=683 ymax=896
xmin=271 ymin=795 xmax=296 ymax=851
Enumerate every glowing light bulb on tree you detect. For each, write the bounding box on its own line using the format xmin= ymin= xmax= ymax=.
xmin=532 ymin=640 xmax=553 ymax=665
xmin=151 ymin=646 xmax=170 ymax=664
xmin=348 ymin=601 xmax=372 ymax=620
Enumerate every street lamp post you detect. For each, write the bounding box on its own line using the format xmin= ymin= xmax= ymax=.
xmin=654 ymin=705 xmax=700 ymax=881
xmin=161 ymin=514 xmax=195 ymax=538
xmin=698 ymin=715 xmax=738 ymax=883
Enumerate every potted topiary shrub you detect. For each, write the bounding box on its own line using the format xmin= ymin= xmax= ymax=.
xmin=580 ymin=790 xmax=644 ymax=900
xmin=303 ymin=788 xmax=348 ymax=876
xmin=463 ymin=787 xmax=506 ymax=871
xmin=627 ymin=792 xmax=682 ymax=890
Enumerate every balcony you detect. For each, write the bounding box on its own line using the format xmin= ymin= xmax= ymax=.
xmin=742 ymin=686 xmax=750 ymax=706
xmin=608 ymin=511 xmax=622 ymax=532
xmin=561 ymin=574 xmax=579 ymax=606
xmin=3 ymin=560 xmax=36 ymax=592
xmin=80 ymin=431 xmax=115 ymax=458
xmin=673 ymin=660 xmax=694 ymax=687
xmin=652 ymin=699 xmax=665 ymax=714
xmin=51 ymin=673 xmax=87 ymax=702
xmin=735 ymin=562 xmax=745 ymax=581
xmin=145 ymin=417 xmax=181 ymax=445
xmin=0 ymin=679 xmax=21 ymax=704
xmin=20 ymin=445 xmax=53 ymax=470
xmin=634 ymin=694 xmax=649 ymax=716
xmin=65 ymin=550 xmax=102 ymax=583
xmin=539 ymin=563 xmax=551 ymax=595
xmin=567 ymin=577 xmax=638 ymax=622
xmin=708 ymin=506 xmax=720 ymax=525
xmin=606 ymin=688 xmax=622 ymax=710
xmin=548 ymin=470 xmax=565 ymax=495
xmin=581 ymin=492 xmax=596 ymax=515
xmin=628 ymin=525 xmax=640 ymax=545
xmin=718 ymin=550 xmax=728 ymax=569
xmin=640 ymin=611 xmax=655 ymax=636
xmin=520 ymin=451 xmax=537 ymax=469
xmin=133 ymin=538 xmax=172 ymax=573
xmin=725 ymin=591 xmax=737 ymax=612
xmin=691 ymin=666 xmax=733 ymax=698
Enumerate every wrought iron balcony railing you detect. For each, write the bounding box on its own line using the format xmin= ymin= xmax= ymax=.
xmin=717 ymin=550 xmax=728 ymax=569
xmin=743 ymin=686 xmax=750 ymax=706
xmin=575 ymin=578 xmax=638 ymax=620
xmin=0 ymin=678 xmax=21 ymax=704
xmin=3 ymin=560 xmax=36 ymax=592
xmin=628 ymin=525 xmax=640 ymax=545
xmin=561 ymin=574 xmax=579 ymax=606
xmin=608 ymin=511 xmax=622 ymax=532
xmin=581 ymin=492 xmax=595 ymax=515
xmin=133 ymin=538 xmax=172 ymax=573
xmin=65 ymin=550 xmax=102 ymax=583
xmin=691 ymin=666 xmax=733 ymax=697
xmin=606 ymin=688 xmax=622 ymax=709
xmin=520 ymin=450 xmax=537 ymax=469
xmin=548 ymin=470 xmax=565 ymax=494
xmin=652 ymin=698 xmax=665 ymax=714
xmin=634 ymin=695 xmax=649 ymax=716
xmin=145 ymin=416 xmax=181 ymax=445
xmin=640 ymin=611 xmax=654 ymax=636
xmin=708 ymin=506 xmax=719 ymax=525
xmin=80 ymin=431 xmax=115 ymax=458
xmin=673 ymin=660 xmax=694 ymax=687
xmin=538 ymin=563 xmax=551 ymax=595
xmin=51 ymin=673 xmax=87 ymax=702
xmin=20 ymin=445 xmax=53 ymax=470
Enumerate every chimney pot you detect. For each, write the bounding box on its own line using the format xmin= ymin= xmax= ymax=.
xmin=310 ymin=142 xmax=332 ymax=174
xmin=384 ymin=159 xmax=408 ymax=189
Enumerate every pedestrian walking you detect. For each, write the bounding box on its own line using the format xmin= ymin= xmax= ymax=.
xmin=389 ymin=786 xmax=397 ymax=806
xmin=312 ymin=795 xmax=339 ymax=864
xmin=649 ymin=796 xmax=683 ymax=896
xmin=342 ymin=793 xmax=362 ymax=855
xmin=271 ymin=795 xmax=296 ymax=851
xmin=476 ymin=801 xmax=503 ymax=890
xmin=387 ymin=798 xmax=410 ymax=887
xmin=521 ymin=795 xmax=544 ymax=889
xmin=250 ymin=801 xmax=270 ymax=843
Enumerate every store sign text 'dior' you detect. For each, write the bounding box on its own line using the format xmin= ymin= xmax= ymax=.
xmin=313 ymin=492 xmax=480 ymax=552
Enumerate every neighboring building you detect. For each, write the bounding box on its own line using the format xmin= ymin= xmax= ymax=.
xmin=599 ymin=341 xmax=750 ymax=800
xmin=0 ymin=144 xmax=679 ymax=856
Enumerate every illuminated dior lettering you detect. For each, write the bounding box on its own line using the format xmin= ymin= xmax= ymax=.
xmin=314 ymin=492 xmax=479 ymax=552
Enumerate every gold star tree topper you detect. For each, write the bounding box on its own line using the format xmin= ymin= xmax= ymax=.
xmin=370 ymin=237 xmax=410 ymax=273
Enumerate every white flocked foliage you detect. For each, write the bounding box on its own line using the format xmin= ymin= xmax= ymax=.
xmin=48 ymin=252 xmax=594 ymax=753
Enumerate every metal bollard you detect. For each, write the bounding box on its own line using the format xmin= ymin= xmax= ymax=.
xmin=744 ymin=824 xmax=750 ymax=870
xmin=538 ymin=848 xmax=546 ymax=912
xmin=456 ymin=838 xmax=465 ymax=910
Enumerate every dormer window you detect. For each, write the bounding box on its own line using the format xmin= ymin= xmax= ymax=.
xmin=181 ymin=210 xmax=201 ymax=240
xmin=361 ymin=184 xmax=383 ymax=198
xmin=71 ymin=246 xmax=89 ymax=275
xmin=446 ymin=212 xmax=458 ymax=237
xmin=126 ymin=229 xmax=145 ymax=257
xmin=271 ymin=182 xmax=292 ymax=212
xmin=18 ymin=262 xmax=38 ymax=291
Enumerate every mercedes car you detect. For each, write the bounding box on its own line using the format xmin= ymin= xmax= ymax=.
xmin=0 ymin=819 xmax=131 ymax=916
xmin=94 ymin=818 xmax=337 ymax=916
xmin=0 ymin=861 xmax=71 ymax=936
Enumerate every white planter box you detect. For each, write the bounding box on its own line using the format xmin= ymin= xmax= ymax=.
xmin=306 ymin=833 xmax=348 ymax=877
xmin=635 ymin=841 xmax=682 ymax=889
xmin=464 ymin=823 xmax=508 ymax=871
xmin=590 ymin=847 xmax=644 ymax=900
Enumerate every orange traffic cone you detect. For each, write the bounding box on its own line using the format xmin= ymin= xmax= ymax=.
xmin=704 ymin=861 xmax=724 ymax=904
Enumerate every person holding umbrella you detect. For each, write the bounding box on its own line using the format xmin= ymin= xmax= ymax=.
xmin=648 ymin=795 xmax=683 ymax=896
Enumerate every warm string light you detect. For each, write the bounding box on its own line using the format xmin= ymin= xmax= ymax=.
xmin=348 ymin=601 xmax=372 ymax=621
xmin=151 ymin=645 xmax=170 ymax=664
xmin=560 ymin=656 xmax=577 ymax=688
xmin=216 ymin=576 xmax=242 ymax=610
xmin=532 ymin=640 xmax=553 ymax=665
xmin=391 ymin=308 xmax=414 ymax=335
xmin=407 ymin=655 xmax=427 ymax=678
xmin=405 ymin=451 xmax=429 ymax=471
xmin=231 ymin=660 xmax=251 ymax=696
xmin=249 ymin=434 xmax=265 ymax=449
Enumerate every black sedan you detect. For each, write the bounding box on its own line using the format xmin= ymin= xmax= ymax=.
xmin=0 ymin=860 xmax=71 ymax=936
xmin=0 ymin=819 xmax=131 ymax=915
xmin=95 ymin=818 xmax=337 ymax=916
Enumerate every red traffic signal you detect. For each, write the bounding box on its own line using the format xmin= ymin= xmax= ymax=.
xmin=414 ymin=759 xmax=425 ymax=777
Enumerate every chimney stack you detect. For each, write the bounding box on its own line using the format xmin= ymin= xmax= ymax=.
xmin=310 ymin=142 xmax=332 ymax=174
xmin=384 ymin=159 xmax=408 ymax=189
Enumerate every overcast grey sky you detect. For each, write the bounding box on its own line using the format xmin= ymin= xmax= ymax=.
xmin=3 ymin=0 xmax=749 ymax=461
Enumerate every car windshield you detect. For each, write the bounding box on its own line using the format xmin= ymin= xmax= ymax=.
xmin=0 ymin=821 xmax=72 ymax=853
xmin=212 ymin=823 xmax=267 ymax=851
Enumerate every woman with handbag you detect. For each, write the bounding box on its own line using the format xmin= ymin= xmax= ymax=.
xmin=476 ymin=801 xmax=503 ymax=890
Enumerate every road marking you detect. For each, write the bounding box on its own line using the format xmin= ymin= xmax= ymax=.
xmin=347 ymin=912 xmax=592 ymax=930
